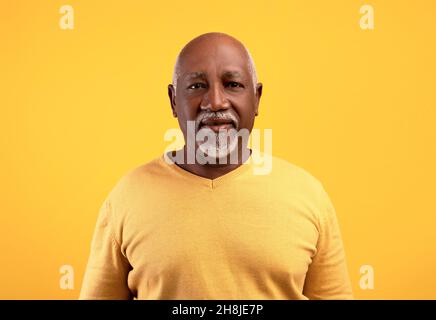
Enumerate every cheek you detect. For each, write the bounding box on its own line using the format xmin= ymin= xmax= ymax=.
xmin=176 ymin=97 xmax=201 ymax=120
xmin=175 ymin=103 xmax=200 ymax=135
xmin=177 ymin=117 xmax=187 ymax=133
xmin=234 ymin=98 xmax=257 ymax=128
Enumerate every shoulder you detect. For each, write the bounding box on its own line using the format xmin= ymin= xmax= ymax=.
xmin=269 ymin=155 xmax=325 ymax=191
xmin=105 ymin=155 xmax=168 ymax=203
xmin=267 ymin=155 xmax=333 ymax=216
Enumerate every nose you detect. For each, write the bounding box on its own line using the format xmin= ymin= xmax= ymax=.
xmin=201 ymin=83 xmax=230 ymax=111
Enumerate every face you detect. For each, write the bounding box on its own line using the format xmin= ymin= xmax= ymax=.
xmin=168 ymin=37 xmax=263 ymax=160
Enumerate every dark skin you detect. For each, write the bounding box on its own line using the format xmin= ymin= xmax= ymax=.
xmin=168 ymin=33 xmax=263 ymax=180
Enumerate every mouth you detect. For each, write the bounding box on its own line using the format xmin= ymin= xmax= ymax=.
xmin=199 ymin=118 xmax=236 ymax=133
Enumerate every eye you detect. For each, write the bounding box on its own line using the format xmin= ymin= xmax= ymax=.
xmin=225 ymin=81 xmax=244 ymax=88
xmin=187 ymin=83 xmax=207 ymax=90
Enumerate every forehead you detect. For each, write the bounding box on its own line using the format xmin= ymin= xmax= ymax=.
xmin=178 ymin=40 xmax=251 ymax=81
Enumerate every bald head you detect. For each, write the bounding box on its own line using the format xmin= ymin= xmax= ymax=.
xmin=172 ymin=33 xmax=258 ymax=93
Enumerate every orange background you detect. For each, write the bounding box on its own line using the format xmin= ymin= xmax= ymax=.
xmin=1 ymin=0 xmax=435 ymax=299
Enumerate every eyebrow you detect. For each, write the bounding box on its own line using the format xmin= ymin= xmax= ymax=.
xmin=222 ymin=71 xmax=243 ymax=79
xmin=184 ymin=72 xmax=207 ymax=82
xmin=183 ymin=70 xmax=245 ymax=82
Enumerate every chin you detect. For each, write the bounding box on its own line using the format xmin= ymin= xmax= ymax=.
xmin=198 ymin=139 xmax=239 ymax=163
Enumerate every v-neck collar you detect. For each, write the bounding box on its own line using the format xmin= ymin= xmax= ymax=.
xmin=160 ymin=151 xmax=253 ymax=189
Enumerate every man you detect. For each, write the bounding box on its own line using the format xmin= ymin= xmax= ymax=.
xmin=79 ymin=32 xmax=353 ymax=299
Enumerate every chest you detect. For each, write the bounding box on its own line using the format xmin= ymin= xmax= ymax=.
xmin=121 ymin=190 xmax=320 ymax=285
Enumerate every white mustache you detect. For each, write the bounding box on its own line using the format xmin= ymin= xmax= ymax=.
xmin=196 ymin=111 xmax=239 ymax=131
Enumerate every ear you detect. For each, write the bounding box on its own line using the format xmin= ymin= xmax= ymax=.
xmin=254 ymin=83 xmax=263 ymax=116
xmin=168 ymin=84 xmax=177 ymax=118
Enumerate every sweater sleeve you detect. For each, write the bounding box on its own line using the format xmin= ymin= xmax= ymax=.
xmin=302 ymin=184 xmax=353 ymax=300
xmin=79 ymin=200 xmax=133 ymax=300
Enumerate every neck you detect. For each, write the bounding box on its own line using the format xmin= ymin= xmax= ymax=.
xmin=173 ymin=146 xmax=252 ymax=180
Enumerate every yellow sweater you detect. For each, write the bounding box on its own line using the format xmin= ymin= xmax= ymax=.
xmin=79 ymin=153 xmax=353 ymax=300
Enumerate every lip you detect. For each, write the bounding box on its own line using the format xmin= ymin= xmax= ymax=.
xmin=199 ymin=118 xmax=236 ymax=133
xmin=200 ymin=117 xmax=236 ymax=126
xmin=200 ymin=123 xmax=235 ymax=133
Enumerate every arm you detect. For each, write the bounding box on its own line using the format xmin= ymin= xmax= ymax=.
xmin=303 ymin=185 xmax=353 ymax=299
xmin=79 ymin=200 xmax=132 ymax=300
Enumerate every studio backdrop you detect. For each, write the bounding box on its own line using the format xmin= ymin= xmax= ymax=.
xmin=1 ymin=0 xmax=435 ymax=299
